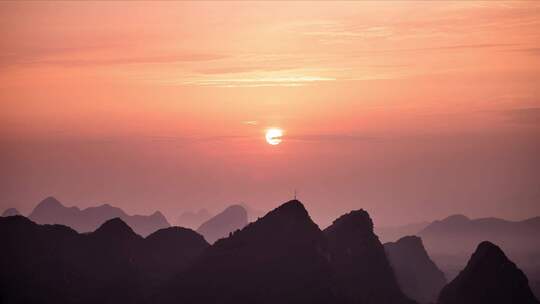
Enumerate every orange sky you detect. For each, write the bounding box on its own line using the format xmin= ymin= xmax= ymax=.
xmin=1 ymin=1 xmax=539 ymax=227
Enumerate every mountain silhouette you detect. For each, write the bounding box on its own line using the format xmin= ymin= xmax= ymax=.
xmin=385 ymin=236 xmax=447 ymax=303
xmin=1 ymin=207 xmax=20 ymax=217
xmin=6 ymin=199 xmax=539 ymax=304
xmin=161 ymin=200 xmax=334 ymax=304
xmin=419 ymin=214 xmax=540 ymax=260
xmin=324 ymin=209 xmax=415 ymax=304
xmin=0 ymin=215 xmax=207 ymax=304
xmin=418 ymin=213 xmax=540 ymax=292
xmin=438 ymin=241 xmax=539 ymax=304
xmin=0 ymin=215 xmax=83 ymax=303
xmin=176 ymin=208 xmax=212 ymax=229
xmin=28 ymin=196 xmax=170 ymax=236
xmin=196 ymin=204 xmax=248 ymax=243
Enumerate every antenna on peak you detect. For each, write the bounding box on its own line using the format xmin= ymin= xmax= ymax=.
xmin=293 ymin=189 xmax=298 ymax=200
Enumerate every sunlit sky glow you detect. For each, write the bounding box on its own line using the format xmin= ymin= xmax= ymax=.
xmin=0 ymin=1 xmax=539 ymax=227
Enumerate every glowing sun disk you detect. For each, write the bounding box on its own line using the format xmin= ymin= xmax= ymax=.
xmin=265 ymin=128 xmax=283 ymax=145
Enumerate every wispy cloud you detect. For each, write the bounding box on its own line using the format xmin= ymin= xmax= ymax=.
xmin=170 ymin=74 xmax=336 ymax=88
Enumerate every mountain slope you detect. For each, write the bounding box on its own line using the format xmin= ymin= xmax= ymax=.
xmin=438 ymin=241 xmax=539 ymax=304
xmin=196 ymin=204 xmax=248 ymax=243
xmin=385 ymin=236 xmax=447 ymax=303
xmin=324 ymin=210 xmax=415 ymax=304
xmin=162 ymin=200 xmax=333 ymax=304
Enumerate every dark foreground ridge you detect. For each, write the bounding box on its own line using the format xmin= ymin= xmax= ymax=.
xmin=1 ymin=200 xmax=538 ymax=304
xmin=438 ymin=241 xmax=539 ymax=304
xmin=0 ymin=215 xmax=208 ymax=304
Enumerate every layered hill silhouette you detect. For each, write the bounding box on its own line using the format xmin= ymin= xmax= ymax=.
xmin=438 ymin=241 xmax=539 ymax=304
xmin=419 ymin=214 xmax=540 ymax=262
xmin=28 ymin=196 xmax=170 ymax=236
xmin=0 ymin=215 xmax=208 ymax=304
xmin=384 ymin=236 xmax=447 ymax=303
xmin=418 ymin=214 xmax=540 ymax=293
xmin=196 ymin=204 xmax=248 ymax=243
xmin=1 ymin=207 xmax=20 ymax=217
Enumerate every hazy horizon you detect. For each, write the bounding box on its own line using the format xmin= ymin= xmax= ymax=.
xmin=1 ymin=1 xmax=539 ymax=228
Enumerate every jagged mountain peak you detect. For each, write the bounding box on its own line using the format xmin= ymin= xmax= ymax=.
xmin=262 ymin=199 xmax=309 ymax=220
xmin=210 ymin=200 xmax=322 ymax=249
xmin=245 ymin=199 xmax=319 ymax=233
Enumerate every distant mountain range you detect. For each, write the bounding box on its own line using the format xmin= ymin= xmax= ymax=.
xmin=375 ymin=214 xmax=540 ymax=266
xmin=419 ymin=214 xmax=540 ymax=258
xmin=26 ymin=197 xmax=170 ymax=237
xmin=1 ymin=200 xmax=539 ymax=304
xmin=175 ymin=204 xmax=265 ymax=230
xmin=196 ymin=204 xmax=248 ymax=243
xmin=2 ymin=197 xmax=255 ymax=241
xmin=418 ymin=214 xmax=540 ymax=281
xmin=376 ymin=213 xmax=540 ymax=299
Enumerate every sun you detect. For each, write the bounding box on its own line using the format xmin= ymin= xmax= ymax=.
xmin=265 ymin=128 xmax=283 ymax=145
